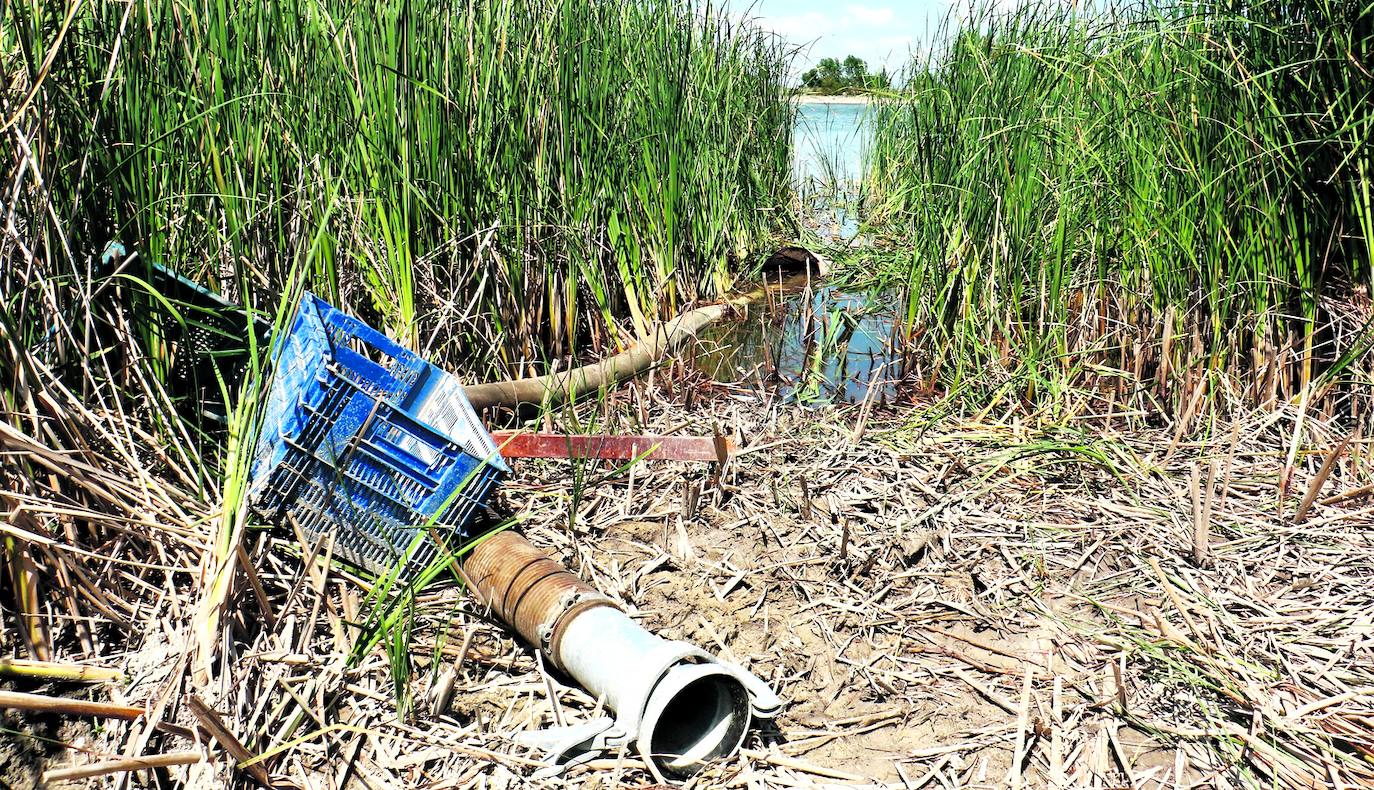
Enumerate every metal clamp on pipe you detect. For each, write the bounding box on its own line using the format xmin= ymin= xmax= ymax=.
xmin=463 ymin=531 xmax=781 ymax=783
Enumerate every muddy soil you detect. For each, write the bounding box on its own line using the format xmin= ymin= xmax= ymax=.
xmin=0 ymin=706 xmax=94 ymax=790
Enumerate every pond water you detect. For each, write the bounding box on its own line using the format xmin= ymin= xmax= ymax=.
xmin=793 ymin=99 xmax=870 ymax=185
xmin=688 ymin=102 xmax=904 ymax=406
xmin=794 ymin=99 xmax=870 ymax=244
xmin=691 ymin=276 xmax=907 ymax=405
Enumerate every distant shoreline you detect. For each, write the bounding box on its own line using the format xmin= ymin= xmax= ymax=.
xmin=792 ymin=94 xmax=872 ymax=105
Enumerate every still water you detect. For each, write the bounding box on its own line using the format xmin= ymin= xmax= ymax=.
xmin=794 ymin=99 xmax=869 ymax=244
xmin=688 ymin=101 xmax=904 ymax=406
xmin=692 ymin=277 xmax=905 ymax=405
xmin=793 ymin=99 xmax=870 ymax=185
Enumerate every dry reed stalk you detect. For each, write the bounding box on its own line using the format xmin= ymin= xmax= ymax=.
xmin=42 ymin=751 xmax=204 ymax=783
xmin=0 ymin=658 xmax=122 ymax=683
xmin=0 ymin=689 xmax=146 ymax=720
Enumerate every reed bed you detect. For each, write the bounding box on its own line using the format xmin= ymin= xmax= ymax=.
xmin=865 ymin=0 xmax=1373 ymax=426
xmin=2 ymin=0 xmax=791 ymax=783
xmin=1 ymin=0 xmax=793 ymax=622
xmin=6 ymin=0 xmax=792 ymax=378
xmin=4 ymin=0 xmax=1373 ymax=786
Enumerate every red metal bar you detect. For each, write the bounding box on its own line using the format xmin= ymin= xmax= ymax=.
xmin=490 ymin=432 xmax=731 ymax=462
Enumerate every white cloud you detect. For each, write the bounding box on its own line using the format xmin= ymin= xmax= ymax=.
xmin=743 ymin=1 xmax=928 ymax=80
xmin=764 ymin=10 xmax=830 ymax=40
xmin=846 ymin=4 xmax=896 ymax=26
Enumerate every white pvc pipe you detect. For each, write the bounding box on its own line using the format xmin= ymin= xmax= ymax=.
xmin=555 ymin=605 xmax=752 ymax=782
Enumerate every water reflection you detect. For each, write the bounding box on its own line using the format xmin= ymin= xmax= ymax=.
xmin=692 ymin=277 xmax=905 ymax=404
xmin=695 ymin=101 xmax=892 ymax=404
xmin=794 ymin=100 xmax=868 ymax=184
xmin=794 ymin=99 xmax=869 ymax=244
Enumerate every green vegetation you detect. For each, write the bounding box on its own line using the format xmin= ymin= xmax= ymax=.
xmin=4 ymin=0 xmax=1373 ymax=769
xmin=5 ymin=0 xmax=792 ymax=382
xmin=0 ymin=0 xmax=791 ymax=671
xmin=800 ymin=55 xmax=892 ymax=93
xmin=865 ymin=0 xmax=1373 ymax=424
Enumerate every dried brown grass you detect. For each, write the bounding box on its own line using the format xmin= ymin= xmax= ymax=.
xmin=7 ymin=362 xmax=1361 ymax=788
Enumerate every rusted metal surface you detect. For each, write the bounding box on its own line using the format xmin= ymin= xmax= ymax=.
xmin=491 ymin=432 xmax=732 ymax=462
xmin=461 ymin=530 xmax=615 ymax=668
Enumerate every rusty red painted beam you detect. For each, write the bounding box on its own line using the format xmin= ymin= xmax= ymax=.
xmin=490 ymin=432 xmax=731 ymax=462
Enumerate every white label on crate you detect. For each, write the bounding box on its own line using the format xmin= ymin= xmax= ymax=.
xmin=400 ymin=373 xmax=494 ymax=467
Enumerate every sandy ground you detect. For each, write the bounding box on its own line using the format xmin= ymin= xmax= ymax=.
xmin=17 ymin=359 xmax=1373 ymax=788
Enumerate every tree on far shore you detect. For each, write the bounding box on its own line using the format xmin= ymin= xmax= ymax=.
xmin=801 ymin=55 xmax=891 ymax=93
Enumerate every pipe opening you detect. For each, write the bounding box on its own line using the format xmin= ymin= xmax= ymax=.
xmin=645 ymin=671 xmax=751 ymax=778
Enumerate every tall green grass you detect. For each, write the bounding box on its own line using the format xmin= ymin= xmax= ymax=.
xmin=866 ymin=0 xmax=1373 ymax=422
xmin=0 ymin=0 xmax=792 ymax=677
xmin=8 ymin=0 xmax=792 ymax=382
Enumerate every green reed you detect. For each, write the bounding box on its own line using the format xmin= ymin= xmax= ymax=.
xmin=866 ymin=0 xmax=1372 ymax=422
xmin=0 ymin=0 xmax=792 ymax=684
xmin=7 ymin=0 xmax=792 ymax=383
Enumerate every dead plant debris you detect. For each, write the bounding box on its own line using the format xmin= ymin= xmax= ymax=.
xmin=4 ymin=366 xmax=1373 ymax=789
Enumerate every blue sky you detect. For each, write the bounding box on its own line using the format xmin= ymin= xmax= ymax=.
xmin=739 ymin=0 xmax=952 ymax=80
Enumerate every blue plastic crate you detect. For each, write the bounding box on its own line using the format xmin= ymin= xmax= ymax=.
xmin=249 ymin=293 xmax=507 ymax=575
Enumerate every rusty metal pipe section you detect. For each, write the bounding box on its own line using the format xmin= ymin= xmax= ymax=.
xmin=461 ymin=531 xmax=781 ymax=783
xmin=462 ymin=530 xmax=614 ymax=668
